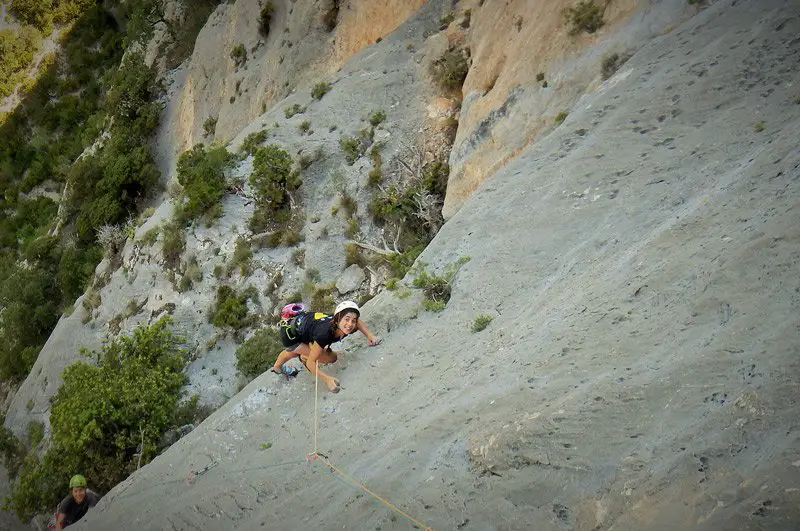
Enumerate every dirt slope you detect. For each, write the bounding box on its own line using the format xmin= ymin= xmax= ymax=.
xmin=72 ymin=0 xmax=800 ymax=530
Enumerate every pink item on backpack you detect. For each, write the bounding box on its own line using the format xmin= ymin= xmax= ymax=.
xmin=281 ymin=302 xmax=305 ymax=319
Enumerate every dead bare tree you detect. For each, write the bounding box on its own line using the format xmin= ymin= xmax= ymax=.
xmin=413 ymin=189 xmax=443 ymax=235
xmin=350 ymin=135 xmax=444 ymax=257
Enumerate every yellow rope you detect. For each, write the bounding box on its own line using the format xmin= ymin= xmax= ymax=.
xmin=307 ymin=361 xmax=435 ymax=531
xmin=316 ymin=453 xmax=434 ymax=531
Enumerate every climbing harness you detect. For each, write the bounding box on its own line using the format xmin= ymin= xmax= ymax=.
xmin=278 ymin=313 xmax=306 ymax=341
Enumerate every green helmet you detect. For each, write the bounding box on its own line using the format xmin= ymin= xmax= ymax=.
xmin=69 ymin=474 xmax=87 ymax=488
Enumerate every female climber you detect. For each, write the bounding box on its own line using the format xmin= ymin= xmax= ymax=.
xmin=271 ymin=300 xmax=380 ymax=393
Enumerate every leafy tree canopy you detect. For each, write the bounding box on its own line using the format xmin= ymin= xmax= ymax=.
xmin=7 ymin=317 xmax=190 ymax=520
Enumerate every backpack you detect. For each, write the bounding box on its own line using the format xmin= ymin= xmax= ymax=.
xmin=279 ymin=308 xmax=331 ymax=342
xmin=280 ymin=302 xmax=305 ymax=319
xmin=279 ymin=303 xmax=309 ymax=342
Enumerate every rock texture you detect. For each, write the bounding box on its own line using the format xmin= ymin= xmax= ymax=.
xmin=335 ymin=264 xmax=366 ymax=294
xmin=62 ymin=0 xmax=799 ymax=530
xmin=173 ymin=0 xmax=426 ymax=152
xmin=442 ymin=0 xmax=701 ymax=219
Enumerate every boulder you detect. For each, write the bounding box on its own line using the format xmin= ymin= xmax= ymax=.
xmin=335 ymin=264 xmax=366 ymax=294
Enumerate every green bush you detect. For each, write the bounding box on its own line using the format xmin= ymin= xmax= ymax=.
xmin=259 ymin=1 xmax=275 ymax=37
xmin=249 ymin=144 xmax=299 ymax=224
xmin=248 ymin=208 xmax=271 ymax=234
xmin=0 ymin=426 xmax=25 ymax=479
xmin=345 ymin=218 xmax=358 ymax=239
xmin=344 ymin=243 xmax=364 ymax=267
xmin=311 ymin=81 xmax=332 ymax=100
xmin=203 ymin=116 xmax=217 ymax=137
xmin=161 ymin=220 xmax=185 ymax=270
xmin=210 ymin=285 xmax=258 ymax=329
xmin=0 ymin=262 xmax=59 ymax=382
xmin=367 ymin=145 xmax=383 ymax=186
xmin=262 ymin=227 xmax=304 ymax=248
xmin=0 ymin=26 xmax=42 ymax=99
xmin=368 ymin=110 xmax=386 ymax=127
xmin=0 ymin=5 xmax=159 ymax=387
xmin=422 ymin=159 xmax=449 ymax=198
xmin=600 ymin=52 xmax=629 ymax=80
xmin=235 ymin=327 xmax=282 ymax=378
xmin=229 ymin=237 xmax=252 ymax=276
xmin=412 ymin=269 xmax=451 ymax=312
xmin=340 ymin=129 xmax=374 ymax=166
xmin=230 ymin=43 xmax=247 ymax=67
xmin=439 ymin=12 xmax=455 ymax=29
xmin=240 ymin=129 xmax=268 ymax=155
xmin=284 ymin=103 xmax=305 ymax=118
xmin=369 ymin=184 xmax=417 ymax=228
xmin=7 ymin=317 xmax=188 ymax=520
xmin=298 ymin=120 xmax=312 ymax=134
xmin=339 ymin=192 xmax=357 ymax=218
xmin=7 ymin=0 xmax=97 ymax=33
xmin=430 ymin=47 xmax=469 ymax=92
xmin=555 ymin=111 xmax=568 ymax=125
xmin=4 ymin=197 xmax=57 ymax=250
xmin=471 ymin=314 xmax=493 ymax=332
xmin=368 ymin=166 xmax=382 ymax=187
xmin=175 ymin=143 xmax=232 ymax=223
xmin=369 ymin=162 xmax=447 ymax=277
xmin=139 ymin=226 xmax=160 ymax=245
xmin=303 ymin=282 xmax=334 ymax=311
xmin=173 ymin=393 xmax=211 ymax=427
xmin=281 ymin=228 xmax=304 ymax=246
xmin=58 ymin=243 xmax=103 ymax=304
xmin=339 ymin=135 xmax=362 ymax=165
xmin=564 ymin=1 xmax=604 ymax=35
xmin=177 ymin=257 xmax=202 ymax=292
xmin=290 ymin=249 xmax=305 ymax=266
xmin=81 ymin=287 xmax=101 ymax=313
xmin=72 ymin=50 xmax=161 ymax=242
xmin=306 ymin=268 xmax=321 ymax=283
xmin=297 ymin=149 xmax=319 ymax=170
xmin=119 ymin=0 xmax=168 ymax=45
xmin=411 ymin=257 xmax=470 ymax=312
xmin=26 ymin=422 xmax=44 ymax=448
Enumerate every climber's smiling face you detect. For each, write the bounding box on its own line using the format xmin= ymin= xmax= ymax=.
xmin=336 ymin=311 xmax=359 ymax=336
xmin=71 ymin=487 xmax=86 ymax=504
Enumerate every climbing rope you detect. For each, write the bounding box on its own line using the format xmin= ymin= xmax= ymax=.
xmin=314 ymin=357 xmax=319 ymax=454
xmin=306 ymin=360 xmax=435 ymax=531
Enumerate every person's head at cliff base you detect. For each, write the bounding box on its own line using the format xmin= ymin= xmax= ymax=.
xmin=54 ymin=474 xmax=99 ymax=530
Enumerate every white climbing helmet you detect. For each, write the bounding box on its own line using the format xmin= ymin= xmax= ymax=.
xmin=334 ymin=300 xmax=360 ymax=317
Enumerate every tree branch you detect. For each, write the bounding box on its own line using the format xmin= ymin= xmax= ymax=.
xmin=345 ymin=240 xmax=397 ymax=256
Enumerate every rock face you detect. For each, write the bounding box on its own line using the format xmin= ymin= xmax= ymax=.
xmin=173 ymin=0 xmax=426 ymax=152
xmin=4 ymin=0 xmax=448 ymax=432
xmin=63 ymin=0 xmax=800 ymax=530
xmin=441 ymin=0 xmax=698 ymax=219
xmin=335 ymin=264 xmax=366 ymax=294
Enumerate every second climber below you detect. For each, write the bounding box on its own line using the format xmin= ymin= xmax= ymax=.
xmin=271 ymin=300 xmax=380 ymax=393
